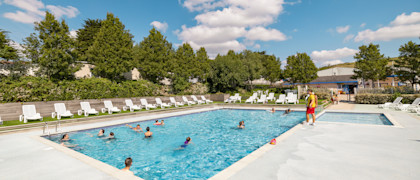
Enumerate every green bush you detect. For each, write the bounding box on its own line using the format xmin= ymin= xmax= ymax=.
xmin=0 ymin=77 xmax=161 ymax=102
xmin=180 ymin=82 xmax=209 ymax=95
xmin=355 ymin=93 xmax=420 ymax=104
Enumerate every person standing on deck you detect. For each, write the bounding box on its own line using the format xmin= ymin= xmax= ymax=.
xmin=305 ymin=89 xmax=317 ymax=126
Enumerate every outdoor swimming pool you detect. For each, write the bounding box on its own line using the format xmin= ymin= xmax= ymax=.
xmin=45 ymin=109 xmax=306 ymax=179
xmin=317 ymin=112 xmax=393 ymax=125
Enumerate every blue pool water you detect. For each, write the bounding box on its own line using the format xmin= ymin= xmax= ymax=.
xmin=317 ymin=112 xmax=392 ymax=125
xmin=45 ymin=109 xmax=306 ymax=179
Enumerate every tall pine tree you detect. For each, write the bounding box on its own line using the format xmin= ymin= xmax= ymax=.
xmin=75 ymin=19 xmax=102 ymax=62
xmin=134 ymin=27 xmax=174 ymax=83
xmin=86 ymin=13 xmax=134 ymax=81
xmin=34 ymin=11 xmax=77 ymax=80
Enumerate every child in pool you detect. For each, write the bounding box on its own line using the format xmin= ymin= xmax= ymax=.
xmin=98 ymin=129 xmax=105 ymax=136
xmin=238 ymin=121 xmax=245 ymax=129
xmin=270 ymin=107 xmax=275 ymax=113
xmin=144 ymin=127 xmax=153 ymax=138
xmin=126 ymin=124 xmax=143 ymax=133
xmin=283 ymin=109 xmax=294 ymax=115
xmin=154 ymin=120 xmax=162 ymax=125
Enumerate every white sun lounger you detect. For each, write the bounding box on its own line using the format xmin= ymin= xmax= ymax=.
xmin=257 ymin=94 xmax=267 ymax=104
xmin=140 ymin=99 xmax=157 ymax=110
xmin=287 ymin=94 xmax=298 ymax=104
xmin=275 ymin=94 xmax=286 ymax=104
xmin=52 ymin=103 xmax=73 ymax=119
xmin=102 ymin=100 xmax=121 ymax=114
xmin=378 ymin=97 xmax=402 ymax=109
xmin=78 ymin=102 xmax=99 ymax=116
xmin=395 ymin=98 xmax=420 ymax=111
xmin=266 ymin=92 xmax=275 ymax=102
xmin=183 ymin=96 xmax=196 ymax=106
xmin=245 ymin=93 xmax=257 ymax=104
xmin=170 ymin=97 xmax=184 ymax=107
xmin=201 ymin=96 xmax=213 ymax=104
xmin=124 ymin=99 xmax=141 ymax=112
xmin=20 ymin=105 xmax=43 ymax=123
xmin=155 ymin=98 xmax=171 ymax=109
xmin=191 ymin=95 xmax=205 ymax=105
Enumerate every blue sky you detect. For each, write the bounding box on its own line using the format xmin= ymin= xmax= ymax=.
xmin=1 ymin=0 xmax=419 ymax=67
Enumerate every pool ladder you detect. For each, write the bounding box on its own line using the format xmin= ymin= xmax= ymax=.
xmin=42 ymin=120 xmax=62 ymax=135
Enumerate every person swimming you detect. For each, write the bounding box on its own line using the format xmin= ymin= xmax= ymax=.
xmin=101 ymin=132 xmax=115 ymax=140
xmin=153 ymin=120 xmax=161 ymax=125
xmin=126 ymin=124 xmax=143 ymax=133
xmin=238 ymin=121 xmax=245 ymax=129
xmin=160 ymin=120 xmax=165 ymax=125
xmin=121 ymin=157 xmax=134 ymax=175
xmin=283 ymin=108 xmax=294 ymax=115
xmin=144 ymin=127 xmax=153 ymax=138
xmin=181 ymin=137 xmax=191 ymax=148
xmin=270 ymin=107 xmax=276 ymax=113
xmin=61 ymin=133 xmax=70 ymax=141
xmin=98 ymin=129 xmax=105 ymax=136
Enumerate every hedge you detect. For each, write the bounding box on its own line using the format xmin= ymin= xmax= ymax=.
xmin=355 ymin=93 xmax=420 ymax=104
xmin=0 ymin=77 xmax=161 ymax=102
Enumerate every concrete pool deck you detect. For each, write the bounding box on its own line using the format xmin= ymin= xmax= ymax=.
xmin=1 ymin=104 xmax=420 ymax=179
xmin=227 ymin=104 xmax=420 ymax=180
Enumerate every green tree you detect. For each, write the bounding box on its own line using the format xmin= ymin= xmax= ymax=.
xmin=240 ymin=50 xmax=263 ymax=89
xmin=170 ymin=43 xmax=197 ymax=93
xmin=262 ymin=54 xmax=282 ymax=85
xmin=395 ymin=41 xmax=420 ymax=89
xmin=134 ymin=27 xmax=174 ymax=83
xmin=86 ymin=13 xmax=134 ymax=81
xmin=196 ymin=47 xmax=210 ymax=82
xmin=0 ymin=29 xmax=19 ymax=61
xmin=208 ymin=50 xmax=247 ymax=92
xmin=353 ymin=43 xmax=389 ymax=88
xmin=75 ymin=19 xmax=102 ymax=62
xmin=284 ymin=52 xmax=318 ymax=85
xmin=34 ymin=11 xmax=78 ymax=80
xmin=22 ymin=33 xmax=41 ymax=63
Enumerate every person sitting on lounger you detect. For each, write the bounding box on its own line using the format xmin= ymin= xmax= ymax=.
xmin=98 ymin=129 xmax=105 ymax=137
xmin=144 ymin=127 xmax=153 ymax=138
xmin=121 ymin=157 xmax=134 ymax=175
xmin=126 ymin=124 xmax=143 ymax=133
xmin=153 ymin=120 xmax=161 ymax=125
xmin=238 ymin=121 xmax=245 ymax=129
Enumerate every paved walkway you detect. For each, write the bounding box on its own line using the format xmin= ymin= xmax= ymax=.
xmin=228 ymin=104 xmax=420 ymax=180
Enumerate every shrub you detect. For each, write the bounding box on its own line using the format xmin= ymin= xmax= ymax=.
xmin=355 ymin=93 xmax=420 ymax=104
xmin=0 ymin=77 xmax=161 ymax=102
xmin=181 ymin=82 xmax=209 ymax=95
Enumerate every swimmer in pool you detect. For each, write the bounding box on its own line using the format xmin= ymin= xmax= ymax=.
xmin=160 ymin=120 xmax=165 ymax=126
xmin=101 ymin=132 xmax=115 ymax=139
xmin=153 ymin=120 xmax=161 ymax=125
xmin=121 ymin=157 xmax=134 ymax=175
xmin=144 ymin=127 xmax=153 ymax=138
xmin=61 ymin=133 xmax=70 ymax=141
xmin=98 ymin=129 xmax=105 ymax=137
xmin=126 ymin=124 xmax=143 ymax=133
xmin=283 ymin=109 xmax=294 ymax=115
xmin=238 ymin=121 xmax=245 ymax=129
xmin=270 ymin=107 xmax=275 ymax=113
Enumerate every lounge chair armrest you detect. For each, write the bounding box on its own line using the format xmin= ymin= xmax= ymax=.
xmin=36 ymin=113 xmax=41 ymax=117
xmin=78 ymin=110 xmax=83 ymax=116
xmin=51 ymin=112 xmax=56 ymax=118
xmin=101 ymin=108 xmax=106 ymax=113
xmin=19 ymin=115 xmax=24 ymax=122
xmin=123 ymin=106 xmax=128 ymax=111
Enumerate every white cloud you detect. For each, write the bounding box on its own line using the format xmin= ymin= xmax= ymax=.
xmin=254 ymin=44 xmax=261 ymax=49
xmin=150 ymin=21 xmax=169 ymax=33
xmin=69 ymin=30 xmax=77 ymax=38
xmin=177 ymin=0 xmax=287 ymax=58
xmin=321 ymin=60 xmax=344 ymax=66
xmin=245 ymin=27 xmax=287 ymax=41
xmin=354 ymin=12 xmax=420 ymax=42
xmin=336 ymin=25 xmax=350 ymax=34
xmin=46 ymin=5 xmax=79 ymax=19
xmin=343 ymin=34 xmax=354 ymax=42
xmin=360 ymin=23 xmax=366 ymax=28
xmin=3 ymin=0 xmax=79 ymax=24
xmin=311 ymin=47 xmax=358 ymax=65
xmin=3 ymin=11 xmax=42 ymax=24
xmin=390 ymin=12 xmax=420 ymax=26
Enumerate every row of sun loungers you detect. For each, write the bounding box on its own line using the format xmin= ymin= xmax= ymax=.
xmin=378 ymin=97 xmax=420 ymax=115
xmin=18 ymin=96 xmax=213 ymax=123
xmin=240 ymin=92 xmax=298 ymax=104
